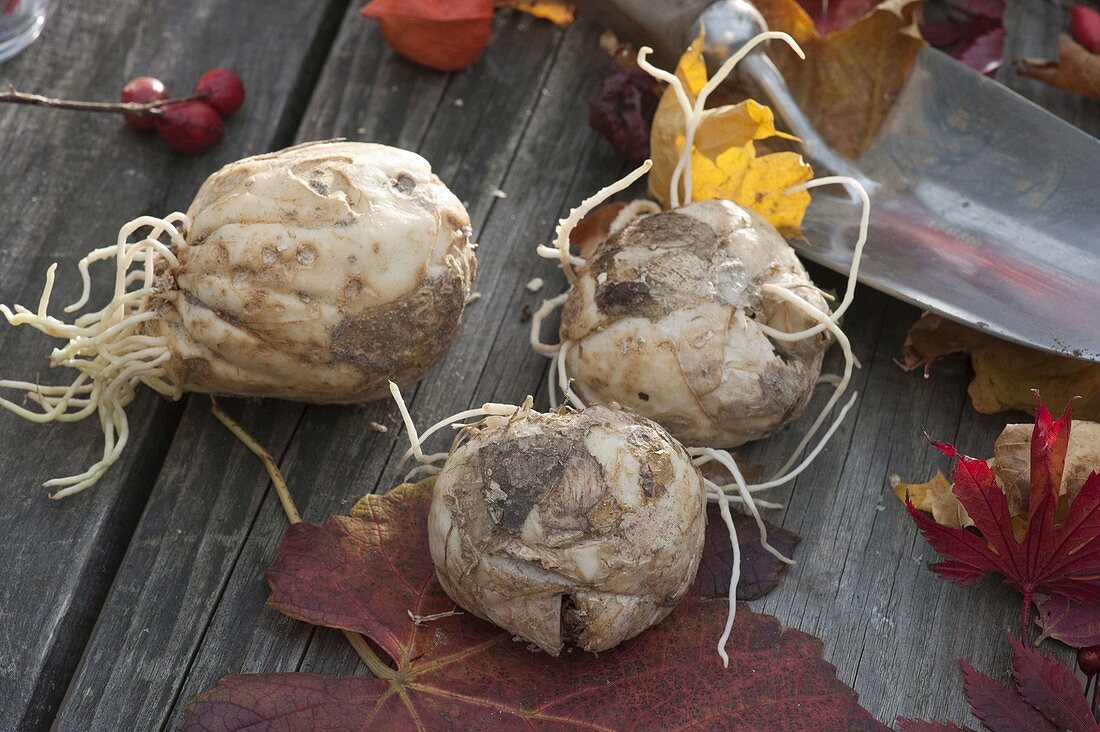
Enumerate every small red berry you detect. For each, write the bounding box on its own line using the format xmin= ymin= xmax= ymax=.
xmin=4 ymin=0 xmax=20 ymax=15
xmin=194 ymin=68 xmax=245 ymax=118
xmin=120 ymin=76 xmax=169 ymax=131
xmin=1070 ymin=4 xmax=1100 ymax=54
xmin=1077 ymin=645 xmax=1100 ymax=676
xmin=154 ymin=101 xmax=224 ymax=155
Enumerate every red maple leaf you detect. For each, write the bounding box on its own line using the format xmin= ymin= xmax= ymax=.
xmin=898 ymin=632 xmax=1098 ymax=732
xmin=905 ymin=395 xmax=1100 ymax=637
xmin=183 ymin=481 xmax=882 ymax=730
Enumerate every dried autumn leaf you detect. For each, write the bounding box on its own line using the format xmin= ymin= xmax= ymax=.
xmin=693 ymin=502 xmax=802 ymax=601
xmin=753 ymin=0 xmax=925 ymax=158
xmin=647 ymin=35 xmax=813 ymax=236
xmin=589 ymin=63 xmax=659 ymax=165
xmin=905 ymin=395 xmax=1100 ymax=636
xmin=902 ymin=313 xmax=1100 ymax=421
xmin=920 ymin=0 xmax=1005 ymax=74
xmin=994 ymin=420 xmax=1100 ymax=508
xmin=184 ymin=480 xmax=885 ymax=730
xmin=361 ymin=0 xmax=495 ymax=72
xmin=1017 ymin=33 xmax=1100 ymax=100
xmin=1034 ymin=594 xmax=1100 ymax=649
xmin=511 ymin=1 xmax=573 ymax=27
xmin=892 ymin=470 xmax=972 ymax=529
xmin=569 ymin=201 xmax=625 ymax=259
xmin=892 ymin=416 xmax=1100 ymax=531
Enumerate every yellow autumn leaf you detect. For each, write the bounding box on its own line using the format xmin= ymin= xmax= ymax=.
xmin=892 ymin=471 xmax=971 ymax=529
xmin=512 ymin=1 xmax=574 ymax=27
xmin=648 ymin=34 xmax=812 ymax=237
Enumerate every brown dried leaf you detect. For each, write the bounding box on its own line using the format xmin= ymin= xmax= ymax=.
xmin=754 ymin=0 xmax=926 ymax=157
xmin=902 ymin=313 xmax=1100 ymax=421
xmin=893 ymin=470 xmax=972 ymax=528
xmin=569 ymin=201 xmax=625 ymax=259
xmin=994 ymin=420 xmax=1100 ymax=507
xmin=1017 ymin=34 xmax=1100 ymax=100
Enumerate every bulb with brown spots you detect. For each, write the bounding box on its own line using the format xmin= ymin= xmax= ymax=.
xmin=157 ymin=140 xmax=477 ymax=402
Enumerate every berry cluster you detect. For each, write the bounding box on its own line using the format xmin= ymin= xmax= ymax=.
xmin=120 ymin=69 xmax=245 ymax=154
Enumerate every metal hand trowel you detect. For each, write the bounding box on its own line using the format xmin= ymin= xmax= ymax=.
xmin=576 ymin=0 xmax=1100 ymax=362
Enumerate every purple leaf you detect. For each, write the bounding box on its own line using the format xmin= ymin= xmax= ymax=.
xmin=959 ymin=28 xmax=1006 ymax=76
xmin=961 ymin=660 xmax=1058 ymax=732
xmin=919 ymin=0 xmax=1006 ymax=75
xmin=691 ymin=503 xmax=801 ymax=601
xmin=1008 ymin=634 xmax=1098 ymax=732
xmin=588 ymin=64 xmax=657 ymax=165
xmin=1035 ymin=594 xmax=1100 ymax=648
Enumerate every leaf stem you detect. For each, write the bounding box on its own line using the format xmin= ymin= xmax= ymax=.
xmin=343 ymin=628 xmax=399 ymax=680
xmin=1020 ymin=591 xmax=1033 ymax=642
xmin=0 ymin=87 xmax=199 ymax=115
xmin=209 ymin=397 xmax=397 ymax=681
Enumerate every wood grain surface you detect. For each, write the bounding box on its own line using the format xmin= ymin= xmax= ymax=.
xmin=0 ymin=1 xmax=1095 ymax=729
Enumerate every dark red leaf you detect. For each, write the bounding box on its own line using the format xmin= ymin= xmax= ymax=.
xmin=185 ymin=481 xmax=886 ymax=730
xmin=1071 ymin=5 xmax=1100 ymax=54
xmin=919 ymin=0 xmax=1006 ymax=74
xmin=692 ymin=502 xmax=801 ymax=601
xmin=1034 ymin=593 xmax=1100 ymax=648
xmin=958 ymin=27 xmax=1006 ymax=75
xmin=793 ymin=0 xmax=1005 ymax=73
xmin=896 ymin=719 xmax=975 ymax=731
xmin=360 ymin=0 xmax=495 ymax=72
xmin=906 ymin=397 xmax=1100 ymax=635
xmin=588 ymin=63 xmax=658 ymax=165
xmin=902 ymin=633 xmax=1096 ymax=731
xmin=797 ymin=0 xmax=875 ymax=34
xmin=1008 ymin=633 xmax=1098 ymax=732
xmin=183 ymin=674 xmax=394 ymax=731
xmin=961 ymin=660 xmax=1058 ymax=732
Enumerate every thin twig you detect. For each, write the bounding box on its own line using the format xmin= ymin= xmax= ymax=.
xmin=408 ymin=609 xmax=463 ymax=626
xmin=0 ymin=87 xmax=199 ymax=116
xmin=209 ymin=397 xmax=398 ymax=681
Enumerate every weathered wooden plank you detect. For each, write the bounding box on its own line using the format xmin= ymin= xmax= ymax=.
xmin=0 ymin=1 xmax=352 ymax=728
xmin=745 ymin=286 xmax=1019 ymax=726
xmin=49 ymin=8 xmax=573 ymax=731
xmin=41 ymin=4 xmax=1099 ymax=730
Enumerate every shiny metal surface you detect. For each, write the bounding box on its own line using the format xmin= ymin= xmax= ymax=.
xmin=794 ymin=48 xmax=1100 ymax=362
xmin=697 ymin=3 xmax=1100 ymax=361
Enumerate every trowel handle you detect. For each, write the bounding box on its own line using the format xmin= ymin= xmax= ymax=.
xmin=570 ymin=0 xmax=715 ymax=64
